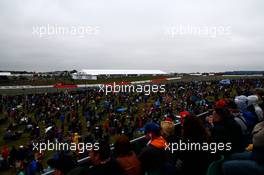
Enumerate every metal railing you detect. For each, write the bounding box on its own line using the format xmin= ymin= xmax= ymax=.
xmin=42 ymin=111 xmax=210 ymax=175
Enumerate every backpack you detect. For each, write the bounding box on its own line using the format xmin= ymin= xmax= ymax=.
xmin=233 ymin=114 xmax=248 ymax=135
xmin=242 ymin=111 xmax=258 ymax=132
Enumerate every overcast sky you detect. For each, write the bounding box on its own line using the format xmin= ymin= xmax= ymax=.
xmin=0 ymin=0 xmax=263 ymax=73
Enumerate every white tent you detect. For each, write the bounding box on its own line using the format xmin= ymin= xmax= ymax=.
xmin=80 ymin=69 xmax=167 ymax=75
xmin=220 ymin=79 xmax=231 ymax=85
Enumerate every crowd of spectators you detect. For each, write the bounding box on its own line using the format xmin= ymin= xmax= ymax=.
xmin=0 ymin=79 xmax=263 ymax=175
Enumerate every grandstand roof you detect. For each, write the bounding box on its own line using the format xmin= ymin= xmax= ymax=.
xmin=80 ymin=69 xmax=167 ymax=75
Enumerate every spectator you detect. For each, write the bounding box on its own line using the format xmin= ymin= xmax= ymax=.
xmin=222 ymin=121 xmax=264 ymax=175
xmin=180 ymin=116 xmax=212 ymax=175
xmin=227 ymin=101 xmax=250 ymax=147
xmin=114 ymin=135 xmax=142 ymax=175
xmin=72 ymin=133 xmax=80 ymax=144
xmin=9 ymin=146 xmax=17 ymax=167
xmin=87 ymin=141 xmax=122 ymax=175
xmin=138 ymin=122 xmax=175 ymax=175
xmin=210 ymin=107 xmax=244 ymax=154
xmin=48 ymin=151 xmax=76 ymax=175
xmin=247 ymin=95 xmax=263 ymax=122
xmin=1 ymin=145 xmax=10 ymax=161
xmin=68 ymin=142 xmax=122 ymax=175
xmin=235 ymin=96 xmax=258 ymax=131
xmin=1 ymin=145 xmax=10 ymax=168
xmin=160 ymin=118 xmax=175 ymax=142
xmin=255 ymin=88 xmax=264 ymax=110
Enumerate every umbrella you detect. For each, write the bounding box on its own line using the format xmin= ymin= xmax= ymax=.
xmin=45 ymin=126 xmax=53 ymax=133
xmin=220 ymin=79 xmax=231 ymax=85
xmin=155 ymin=100 xmax=161 ymax=107
xmin=20 ymin=117 xmax=27 ymax=122
xmin=117 ymin=107 xmax=127 ymax=112
xmin=139 ymin=127 xmax=145 ymax=132
xmin=175 ymin=115 xmax=181 ymax=119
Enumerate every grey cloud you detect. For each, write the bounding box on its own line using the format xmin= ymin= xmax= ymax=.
xmin=0 ymin=0 xmax=263 ymax=72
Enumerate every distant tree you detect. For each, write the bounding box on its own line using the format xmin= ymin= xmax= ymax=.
xmin=0 ymin=76 xmax=9 ymax=83
xmin=70 ymin=70 xmax=78 ymax=74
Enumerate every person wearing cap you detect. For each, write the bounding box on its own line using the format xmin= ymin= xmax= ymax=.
xmin=222 ymin=121 xmax=264 ymax=175
xmin=179 ymin=111 xmax=190 ymax=126
xmin=234 ymin=95 xmax=258 ymax=132
xmin=138 ymin=122 xmax=175 ymax=175
xmin=234 ymin=95 xmax=248 ymax=113
xmin=215 ymin=99 xmax=228 ymax=108
xmin=247 ymin=95 xmax=263 ymax=122
xmin=227 ymin=100 xmax=250 ymax=148
xmin=1 ymin=145 xmax=10 ymax=169
xmin=72 ymin=133 xmax=80 ymax=144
